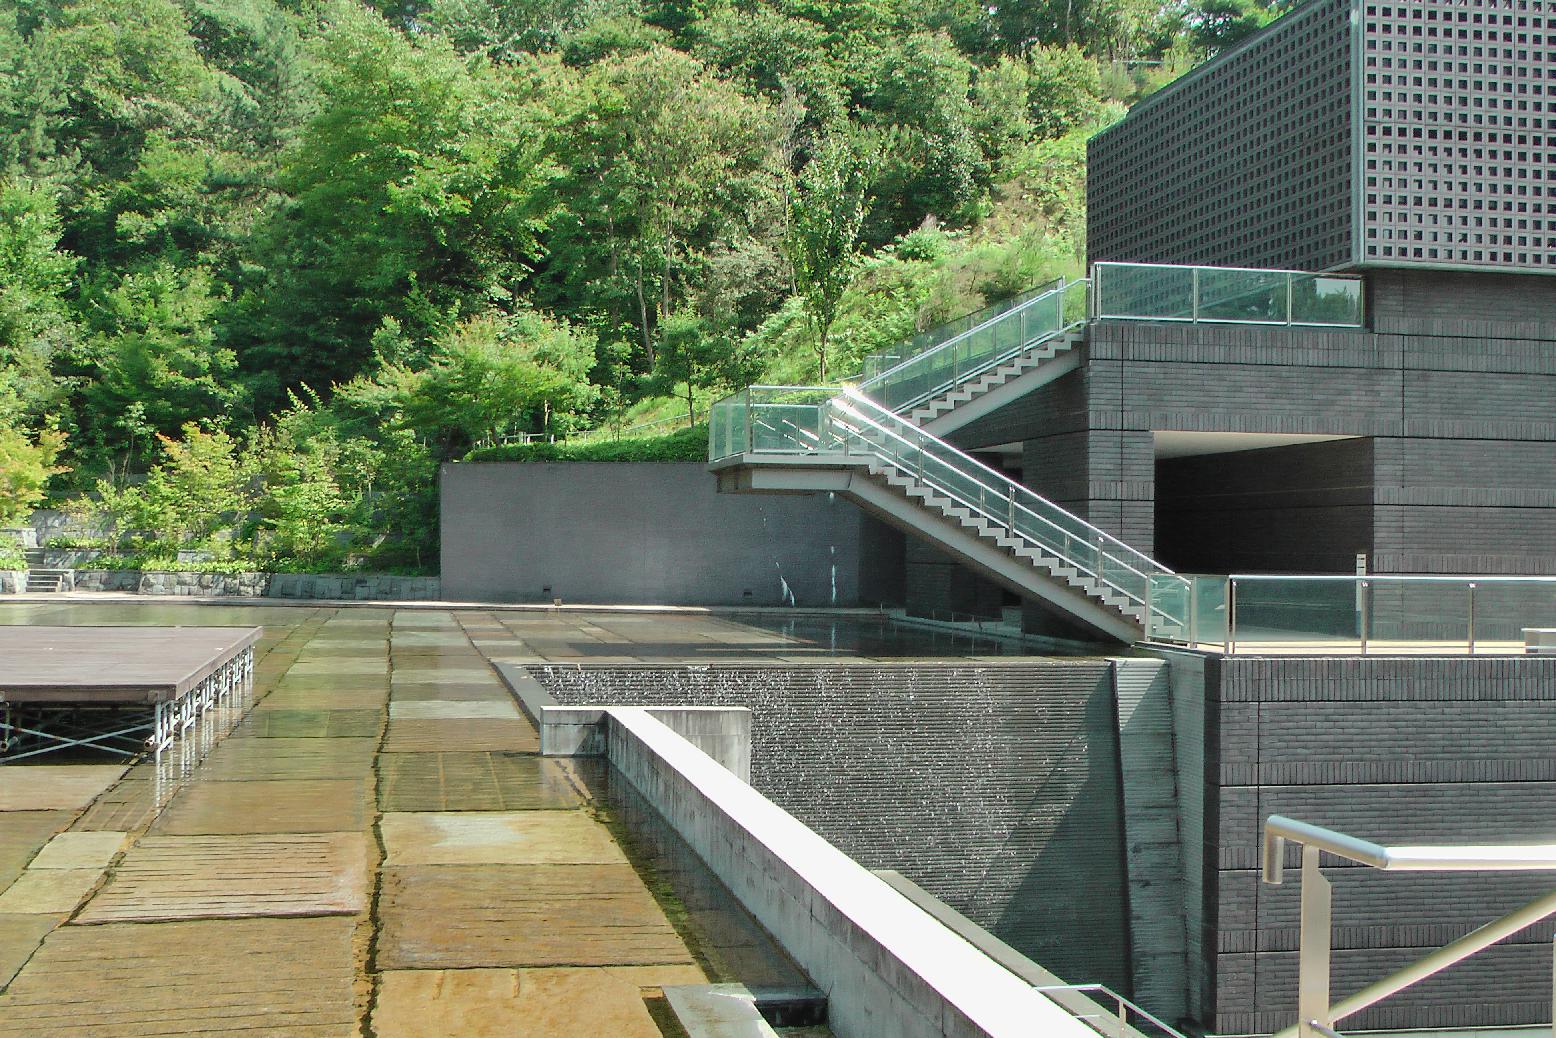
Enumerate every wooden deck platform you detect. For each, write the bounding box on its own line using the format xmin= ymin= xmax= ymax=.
xmin=0 ymin=627 xmax=261 ymax=704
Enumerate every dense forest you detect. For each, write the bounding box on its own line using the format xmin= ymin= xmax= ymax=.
xmin=0 ymin=0 xmax=1288 ymax=573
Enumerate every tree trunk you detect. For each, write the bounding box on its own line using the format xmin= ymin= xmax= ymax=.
xmin=634 ymin=256 xmax=654 ymax=365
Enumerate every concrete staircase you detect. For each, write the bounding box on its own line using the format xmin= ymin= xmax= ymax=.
xmin=713 ymin=390 xmax=1169 ymax=643
xmin=22 ymin=549 xmax=70 ymax=593
xmin=907 ymin=330 xmax=1084 ymax=435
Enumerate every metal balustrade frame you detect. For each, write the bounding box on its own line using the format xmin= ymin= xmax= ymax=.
xmin=1263 ymin=814 xmax=1556 ymax=1038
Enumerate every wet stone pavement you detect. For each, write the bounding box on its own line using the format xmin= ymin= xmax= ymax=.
xmin=0 ymin=604 xmax=874 ymax=1037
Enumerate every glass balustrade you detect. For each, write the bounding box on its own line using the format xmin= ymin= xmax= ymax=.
xmin=1093 ymin=262 xmax=1364 ymax=327
xmin=857 ymin=280 xmax=1087 ymax=412
xmin=1146 ymin=574 xmax=1556 ymax=654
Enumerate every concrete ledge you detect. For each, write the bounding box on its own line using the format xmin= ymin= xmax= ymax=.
xmin=603 ymin=706 xmax=1094 ymax=1038
xmin=1526 ymin=629 xmax=1556 ymax=654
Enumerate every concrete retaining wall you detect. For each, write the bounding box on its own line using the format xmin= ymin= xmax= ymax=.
xmin=0 ymin=571 xmax=24 ymax=593
xmin=601 ymin=706 xmax=1094 ymax=1038
xmin=530 ymin=660 xmax=1134 ymax=993
xmin=439 ymin=461 xmax=903 ymax=607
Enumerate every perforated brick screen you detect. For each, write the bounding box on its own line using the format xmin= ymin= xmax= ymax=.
xmin=1089 ymin=0 xmax=1556 ymax=275
xmin=1362 ymin=0 xmax=1554 ymax=269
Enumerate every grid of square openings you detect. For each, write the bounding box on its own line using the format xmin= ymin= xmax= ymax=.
xmin=1088 ymin=0 xmax=1353 ymax=270
xmin=1363 ymin=0 xmax=1553 ymax=269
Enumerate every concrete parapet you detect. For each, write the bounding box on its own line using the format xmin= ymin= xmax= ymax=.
xmin=601 ymin=706 xmax=1095 ymax=1038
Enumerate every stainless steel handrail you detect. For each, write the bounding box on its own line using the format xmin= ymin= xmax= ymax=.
xmin=1263 ymin=815 xmax=1556 ymax=1038
xmin=857 ymin=279 xmax=1088 ymax=412
xmin=1034 ymin=983 xmax=1188 ymax=1038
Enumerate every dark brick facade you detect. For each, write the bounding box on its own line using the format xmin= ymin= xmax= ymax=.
xmin=1090 ymin=0 xmax=1556 ymax=277
xmin=1204 ymin=655 xmax=1556 ymax=1033
xmin=942 ymin=268 xmax=1556 ymax=584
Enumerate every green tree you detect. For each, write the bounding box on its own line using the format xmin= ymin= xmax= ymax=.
xmin=0 ymin=178 xmax=77 ymax=421
xmin=76 ymin=263 xmax=245 ymax=466
xmin=381 ymin=310 xmax=599 ymax=458
xmin=119 ymin=423 xmax=246 ymax=545
xmin=786 ymin=130 xmax=873 ymax=381
xmin=0 ymin=423 xmax=67 ymax=526
xmin=238 ymin=3 xmax=555 ymax=401
xmin=542 ymin=46 xmax=781 ymax=365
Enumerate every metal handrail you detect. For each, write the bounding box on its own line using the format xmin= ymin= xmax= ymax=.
xmin=855 ymin=278 xmax=1063 ymax=384
xmin=1262 ymin=815 xmax=1556 ymax=1038
xmin=1034 ymin=983 xmax=1188 ymax=1038
xmin=856 ymin=279 xmax=1087 ymax=411
xmin=830 ymin=390 xmax=1170 ymax=592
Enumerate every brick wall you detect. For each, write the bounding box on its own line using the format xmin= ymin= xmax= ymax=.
xmin=1206 ymin=655 xmax=1556 ymax=1034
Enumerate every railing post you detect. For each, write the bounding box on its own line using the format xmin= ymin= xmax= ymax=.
xmin=1297 ymin=844 xmax=1334 ymax=1038
xmin=1227 ymin=577 xmax=1238 ymax=654
xmin=1192 ymin=266 xmax=1200 ymax=323
xmin=1189 ymin=578 xmax=1200 ymax=649
xmin=1359 ymin=580 xmax=1370 ymax=656
xmin=1467 ymin=581 xmax=1477 ymax=655
xmin=1286 ymin=272 xmax=1295 ymax=325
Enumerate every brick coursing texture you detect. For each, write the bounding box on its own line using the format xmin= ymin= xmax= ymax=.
xmin=1207 ymin=655 xmax=1556 ymax=1034
xmin=531 ymin=660 xmax=1134 ymax=994
xmin=938 ymin=268 xmax=1556 ymax=591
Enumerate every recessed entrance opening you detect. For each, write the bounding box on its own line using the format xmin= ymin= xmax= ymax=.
xmin=1152 ymin=432 xmax=1371 ymax=574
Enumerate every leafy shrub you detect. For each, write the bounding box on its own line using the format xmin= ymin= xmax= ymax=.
xmin=0 ymin=542 xmax=25 ymax=570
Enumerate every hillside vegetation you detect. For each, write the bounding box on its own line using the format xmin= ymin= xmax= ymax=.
xmin=0 ymin=0 xmax=1289 ymax=571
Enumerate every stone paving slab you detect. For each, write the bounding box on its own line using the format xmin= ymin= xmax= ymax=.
xmin=270 ymin=673 xmax=392 ymax=692
xmin=380 ymin=720 xmax=538 ymax=754
xmin=0 ymin=914 xmax=55 ymax=990
xmin=0 ymin=916 xmax=359 ymax=1036
xmin=259 ymin=686 xmax=390 ymax=710
xmin=235 ymin=709 xmax=385 ymax=739
xmin=380 ymin=812 xmax=627 ymax=866
xmin=0 ymin=812 xmax=74 ymax=889
xmin=386 ymin=701 xmax=519 ymax=721
xmin=386 ymin=683 xmax=517 ymax=703
xmin=72 ymin=771 xmax=171 ymax=832
xmin=0 ymin=868 xmax=101 ymax=914
xmin=75 ymin=832 xmax=369 ymax=923
xmin=372 ymin=965 xmax=706 ymax=1038
xmin=375 ymin=752 xmax=585 ymax=812
xmin=377 ymin=864 xmax=693 ymax=969
xmin=197 ymin=738 xmax=378 ymax=782
xmin=28 ymin=832 xmax=126 ymax=870
xmin=153 ymin=778 xmax=372 ymax=835
xmin=288 ymin=659 xmax=388 ymax=677
xmin=0 ymin=767 xmax=127 ymax=812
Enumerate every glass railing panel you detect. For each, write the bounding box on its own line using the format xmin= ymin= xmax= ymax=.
xmin=1231 ymin=577 xmax=1362 ymax=648
xmin=1146 ymin=574 xmax=1192 ymax=641
xmin=708 ymin=389 xmax=748 ymax=460
xmin=1093 ymin=262 xmax=1365 ymax=328
xmin=1363 ymin=577 xmax=1471 ymax=648
xmin=746 ymin=386 xmax=832 ymax=454
xmin=1093 ymin=262 xmax=1195 ymax=320
xmin=860 ymin=279 xmax=1081 ymax=413
xmin=1469 ymin=579 xmax=1556 ymax=648
xmin=1291 ymin=272 xmax=1365 ymax=326
xmin=1190 ymin=575 xmax=1229 ymax=647
xmin=1197 ymin=267 xmax=1287 ymax=323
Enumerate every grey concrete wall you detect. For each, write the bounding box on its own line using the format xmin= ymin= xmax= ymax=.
xmin=440 ymin=461 xmax=901 ymax=607
xmin=602 ymin=707 xmax=1099 ymax=1038
xmin=531 ymin=660 xmax=1134 ymax=993
xmin=1204 ymin=654 xmax=1556 ymax=1034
